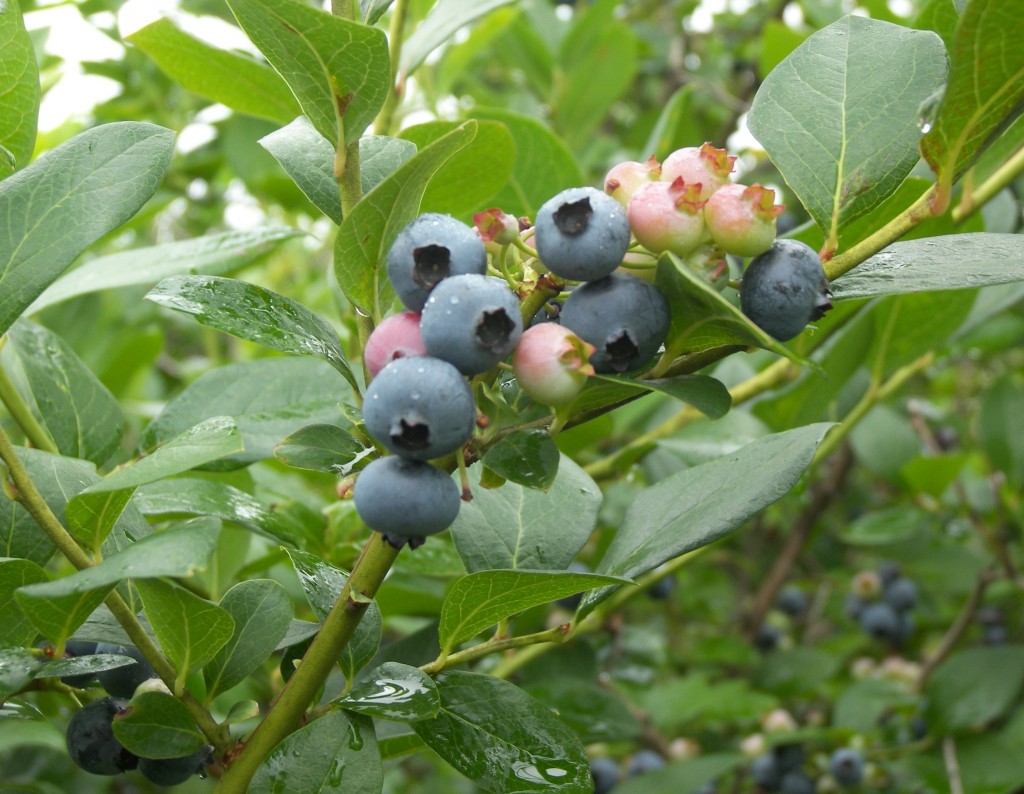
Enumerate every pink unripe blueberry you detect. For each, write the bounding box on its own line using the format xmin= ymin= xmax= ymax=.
xmin=473 ymin=208 xmax=520 ymax=245
xmin=512 ymin=324 xmax=595 ymax=406
xmin=661 ymin=142 xmax=735 ymax=201
xmin=627 ymin=177 xmax=707 ymax=256
xmin=364 ymin=312 xmax=427 ymax=378
xmin=704 ymin=183 xmax=783 ymax=257
xmin=604 ymin=155 xmax=661 ymax=207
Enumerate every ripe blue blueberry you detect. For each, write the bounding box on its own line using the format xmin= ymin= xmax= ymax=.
xmin=95 ymin=643 xmax=156 ymax=698
xmin=780 ymin=771 xmax=816 ymax=794
xmin=739 ymin=239 xmax=831 ymax=341
xmin=420 ymin=274 xmax=524 ymax=375
xmin=138 ymin=746 xmax=212 ymax=786
xmin=387 ymin=213 xmax=487 ymax=311
xmin=884 ymin=577 xmax=918 ymax=612
xmin=353 ymin=456 xmax=461 ymax=545
xmin=647 ymin=573 xmax=677 ymax=601
xmin=363 ymin=356 xmax=476 ymax=461
xmin=590 ymin=757 xmax=619 ymax=794
xmin=829 ymin=748 xmax=865 ymax=787
xmin=624 ymin=749 xmax=665 ymax=778
xmin=560 ymin=274 xmax=670 ymax=373
xmin=534 ymin=186 xmax=631 ymax=281
xmin=66 ymin=697 xmax=138 ymax=775
xmin=751 ymin=752 xmax=782 ymax=790
xmin=776 ymin=586 xmax=808 ymax=617
xmin=774 ymin=743 xmax=805 ymax=774
xmin=754 ymin=623 xmax=782 ymax=652
xmin=858 ymin=602 xmax=900 ymax=642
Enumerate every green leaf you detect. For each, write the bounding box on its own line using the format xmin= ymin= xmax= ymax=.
xmin=927 ymin=645 xmax=1024 ymax=732
xmin=0 ymin=714 xmax=64 ymax=754
xmin=251 ymin=710 xmax=381 ymax=794
xmin=146 ymin=275 xmax=357 ymax=390
xmin=867 ymin=290 xmax=973 ymax=376
xmin=126 ymin=17 xmax=300 ymax=124
xmin=227 ymin=0 xmax=389 ymax=147
xmin=554 ymin=0 xmax=639 ymax=150
xmin=112 ymin=691 xmax=205 ymax=759
xmin=642 ymin=85 xmax=704 ymax=162
xmin=920 ymin=0 xmax=1024 ymax=186
xmin=582 ymin=424 xmax=833 ymax=617
xmin=594 ymin=374 xmax=732 ymax=420
xmin=135 ymin=578 xmax=234 ymax=681
xmin=468 ymin=107 xmax=582 ymax=219
xmin=839 ymin=505 xmax=932 ymax=546
xmin=33 ymin=653 xmax=136 ymax=681
xmin=413 ymin=671 xmax=591 ymax=793
xmin=7 ymin=319 xmax=123 ymax=465
xmin=361 ymin=0 xmax=394 ymax=26
xmin=284 ymin=548 xmax=382 ymax=682
xmin=0 ymin=557 xmax=47 ymax=647
xmin=655 ymin=254 xmax=806 ymax=363
xmin=522 ymin=678 xmax=643 ymax=743
xmin=748 ymin=16 xmax=946 ymax=245
xmin=615 ymin=754 xmax=745 ymax=794
xmin=134 ymin=478 xmax=305 ymax=547
xmin=451 ymin=455 xmax=602 ymax=573
xmin=14 ymin=581 xmax=115 ymax=649
xmin=28 ymin=227 xmax=300 ymax=314
xmin=140 ymin=358 xmax=353 ymax=470
xmin=978 ymin=374 xmax=1024 ymax=483
xmin=204 ymin=579 xmax=294 ymax=699
xmin=274 ymin=422 xmax=373 ymax=475
xmin=260 ymin=119 xmax=417 ymax=225
xmin=337 ymin=662 xmax=440 ymax=721
xmin=335 ymin=121 xmax=477 ymax=315
xmin=0 ymin=0 xmax=39 ymax=174
xmin=482 ymin=430 xmax=560 ymax=491
xmin=398 ymin=121 xmax=515 ymax=217
xmin=0 ymin=646 xmax=39 ymax=698
xmin=400 ymin=0 xmax=516 ymax=76
xmin=439 ymin=570 xmax=628 ymax=653
xmin=0 ymin=122 xmax=175 ymax=337
xmin=832 ymin=234 xmax=1024 ymax=300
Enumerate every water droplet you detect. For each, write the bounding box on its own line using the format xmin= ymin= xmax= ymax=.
xmin=916 ymin=86 xmax=944 ymax=133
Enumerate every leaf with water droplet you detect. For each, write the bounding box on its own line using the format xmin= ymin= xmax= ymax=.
xmin=275 ymin=423 xmax=374 ymax=475
xmin=336 ymin=662 xmax=439 ymax=721
xmin=250 ymin=710 xmax=381 ymax=794
xmin=146 ymin=275 xmax=358 ymax=391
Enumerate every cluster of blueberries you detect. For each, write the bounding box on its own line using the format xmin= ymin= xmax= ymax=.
xmin=353 ymin=143 xmax=832 ymax=543
xmin=51 ymin=640 xmax=210 ymax=784
xmin=845 ymin=562 xmax=919 ymax=646
xmin=590 ymin=744 xmax=866 ymax=792
xmin=755 ymin=584 xmax=810 ymax=652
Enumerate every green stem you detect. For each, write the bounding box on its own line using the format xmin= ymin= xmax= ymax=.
xmin=952 ymin=144 xmax=1024 ymax=224
xmin=0 ymin=423 xmax=226 ymax=751
xmin=216 ymin=534 xmax=400 ymax=794
xmin=374 ymin=0 xmax=411 ymax=136
xmin=420 ymin=625 xmax=568 ymax=676
xmin=0 ymin=344 xmax=58 ymax=454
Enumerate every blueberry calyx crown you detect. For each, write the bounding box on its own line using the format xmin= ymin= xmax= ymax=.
xmin=553 ymin=197 xmax=593 ymax=235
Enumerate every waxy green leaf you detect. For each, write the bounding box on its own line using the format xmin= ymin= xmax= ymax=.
xmin=0 ymin=647 xmax=39 ymax=699
xmin=127 ymin=17 xmax=300 ymax=124
xmin=594 ymin=374 xmax=732 ymax=420
xmin=7 ymin=320 xmax=123 ymax=465
xmin=439 ymin=570 xmax=628 ymax=653
xmin=335 ymin=121 xmax=477 ymax=315
xmin=0 ymin=123 xmax=174 ymax=337
xmin=112 ymin=691 xmax=205 ymax=759
xmin=204 ymin=579 xmax=294 ymax=699
xmin=338 ymin=662 xmax=439 ymax=722
xmin=227 ymin=0 xmax=389 ymax=147
xmin=451 ymin=456 xmax=601 ymax=573
xmin=0 ymin=0 xmax=39 ymax=175
xmin=748 ymin=16 xmax=946 ymax=245
xmin=274 ymin=422 xmax=373 ymax=475
xmin=482 ymin=430 xmax=560 ymax=491
xmin=400 ymin=0 xmax=516 ymax=76
xmin=147 ymin=275 xmax=357 ymax=390
xmin=413 ymin=671 xmax=591 ymax=792
xmin=0 ymin=557 xmax=47 ymax=647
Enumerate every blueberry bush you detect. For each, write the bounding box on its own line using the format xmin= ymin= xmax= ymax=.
xmin=1 ymin=0 xmax=1023 ymax=792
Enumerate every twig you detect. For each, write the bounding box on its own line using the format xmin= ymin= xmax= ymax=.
xmin=943 ymin=737 xmax=965 ymax=794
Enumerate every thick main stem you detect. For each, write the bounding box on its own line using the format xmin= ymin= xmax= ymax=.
xmin=216 ymin=534 xmax=399 ymax=793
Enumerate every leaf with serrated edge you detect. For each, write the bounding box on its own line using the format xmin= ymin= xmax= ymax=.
xmin=579 ymin=424 xmax=833 ymax=620
xmin=226 ymin=0 xmax=388 ymax=147
xmin=748 ymin=16 xmax=946 ymax=245
xmin=136 ymin=578 xmax=234 ymax=680
xmin=127 ymin=17 xmax=300 ymax=124
xmin=451 ymin=455 xmax=601 ymax=573
xmin=439 ymin=570 xmax=630 ymax=653
xmin=0 ymin=123 xmax=174 ymax=337
xmin=146 ymin=275 xmax=357 ymax=390
xmin=335 ymin=121 xmax=477 ymax=315
xmin=204 ymin=579 xmax=293 ymax=699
